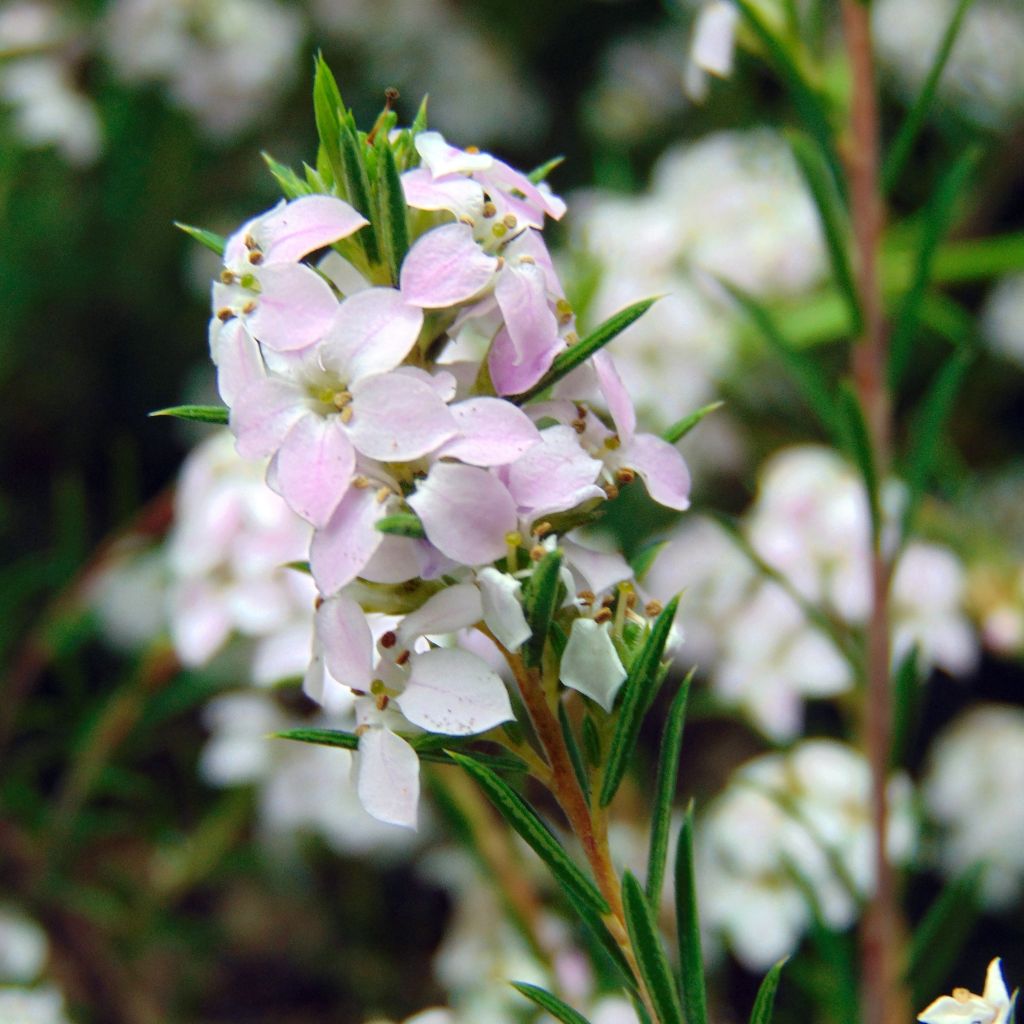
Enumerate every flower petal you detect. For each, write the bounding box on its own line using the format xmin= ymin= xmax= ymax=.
xmin=562 ymin=528 xmax=634 ymax=595
xmin=560 ymin=618 xmax=627 ymax=711
xmin=248 ymin=262 xmax=339 ymax=351
xmin=399 ymin=647 xmax=513 ymax=735
xmin=230 ymin=378 xmax=307 ymax=459
xmin=477 ymin=567 xmax=531 ymax=652
xmin=309 ymin=485 xmax=387 ymax=595
xmin=209 ymin=317 xmax=265 ymax=406
xmin=437 ymin=397 xmax=541 ymax=466
xmin=398 ymin=584 xmax=483 ymax=645
xmin=505 ymin=425 xmax=604 ymax=519
xmin=356 ymin=727 xmax=420 ymax=829
xmin=593 ymin=350 xmax=636 ymax=444
xmin=617 ymin=433 xmax=692 ymax=511
xmin=415 ymin=130 xmax=494 ymax=176
xmin=256 ymin=195 xmax=369 ymax=263
xmin=347 ymin=372 xmax=458 ymax=461
xmin=401 ymin=166 xmax=484 ymax=219
xmin=275 ymin=414 xmax=355 ymax=527
xmin=495 ymin=260 xmax=559 ymax=364
xmin=320 ymin=287 xmax=424 ymax=382
xmin=400 ymin=222 xmax=498 ymax=308
xmin=408 ymin=463 xmax=517 ymax=566
xmin=488 ymin=323 xmax=563 ymax=396
xmin=316 ymin=593 xmax=375 ymax=690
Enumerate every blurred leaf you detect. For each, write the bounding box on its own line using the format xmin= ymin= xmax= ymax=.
xmin=662 ymin=401 xmax=725 ymax=445
xmin=262 ymin=153 xmax=310 ymax=200
xmin=527 ymin=156 xmax=565 ymax=184
xmin=375 ymin=136 xmax=410 ymax=285
xmin=522 ymin=548 xmax=563 ymax=668
xmin=599 ymin=596 xmax=679 ymax=808
xmin=889 ymin=646 xmax=920 ymax=769
xmin=646 ymin=670 xmax=694 ymax=905
xmin=630 ymin=541 xmax=668 ymax=583
xmin=787 ymin=130 xmax=862 ymax=337
xmin=173 ymin=222 xmax=225 ymax=256
xmin=717 ymin=277 xmax=838 ymax=436
xmin=749 ymin=959 xmax=788 ymax=1024
xmin=446 ymin=749 xmax=610 ymax=915
xmin=149 ymin=404 xmax=228 ymax=425
xmin=559 ymin=700 xmax=591 ymax=804
xmin=376 ymin=513 xmax=426 ymax=539
xmin=888 ymin=148 xmax=980 ymax=388
xmin=906 ymin=864 xmax=983 ymax=1006
xmin=562 ymin=879 xmax=637 ymax=991
xmin=901 ymin=345 xmax=975 ymax=538
xmin=882 ymin=0 xmax=978 ymax=191
xmin=622 ymin=871 xmax=684 ymax=1024
xmin=511 ymin=982 xmax=592 ymax=1024
xmin=514 ymin=298 xmax=658 ymax=403
xmin=837 ymin=383 xmax=880 ymax=540
xmin=674 ymin=804 xmax=709 ymax=1024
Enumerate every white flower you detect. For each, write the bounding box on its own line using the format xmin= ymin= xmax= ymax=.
xmin=918 ymin=958 xmax=1012 ymax=1024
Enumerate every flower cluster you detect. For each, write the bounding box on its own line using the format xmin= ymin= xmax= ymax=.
xmin=201 ymin=70 xmax=691 ymax=828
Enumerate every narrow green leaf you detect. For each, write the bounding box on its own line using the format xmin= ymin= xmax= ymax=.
xmin=630 ymin=541 xmax=667 ymax=584
xmin=276 ymin=729 xmax=527 ymax=772
xmin=174 ymin=222 xmax=225 ymax=256
xmin=906 ymin=864 xmax=983 ymax=1006
xmin=374 ymin=137 xmax=410 ymax=284
xmin=513 ymin=298 xmax=658 ymax=403
xmin=313 ymin=54 xmax=346 ymax=196
xmin=889 ymin=148 xmax=979 ymax=388
xmin=149 ymin=404 xmax=229 ymax=425
xmin=410 ymin=95 xmax=429 ymax=135
xmin=523 ymin=548 xmax=564 ymax=668
xmin=339 ymin=123 xmax=379 ymax=265
xmin=837 ymin=383 xmax=880 ymax=539
xmin=645 ymin=670 xmax=694 ymax=905
xmin=718 ymin=277 xmax=837 ymax=436
xmin=511 ymin=982 xmax=592 ymax=1024
xmin=262 ymin=153 xmax=310 ymax=200
xmin=787 ymin=130 xmax=862 ymax=337
xmin=748 ymin=959 xmax=787 ymax=1024
xmin=882 ymin=0 xmax=977 ymax=192
xmin=662 ymin=401 xmax=725 ymax=445
xmin=674 ymin=805 xmax=709 ymax=1024
xmin=527 ymin=155 xmax=565 ymax=184
xmin=901 ymin=345 xmax=974 ymax=538
xmin=889 ymin=646 xmax=920 ymax=769
xmin=375 ymin=513 xmax=426 ymax=539
xmin=1008 ymin=990 xmax=1019 ymax=1024
xmin=734 ymin=0 xmax=843 ymax=193
xmin=582 ymin=715 xmax=602 ymax=768
xmin=559 ymin=700 xmax=591 ymax=805
xmin=446 ymin=749 xmax=609 ymax=915
xmin=622 ymin=871 xmax=684 ymax=1024
xmin=561 ymin=880 xmax=637 ymax=990
xmin=599 ymin=596 xmax=679 ymax=808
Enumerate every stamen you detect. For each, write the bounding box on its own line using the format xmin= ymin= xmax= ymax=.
xmin=465 ymin=144 xmax=480 ymax=154
xmin=352 ymin=475 xmax=371 ymax=489
xmin=594 ymin=607 xmax=613 ymax=624
xmin=491 ymin=222 xmax=508 ymax=239
xmin=530 ymin=544 xmax=546 ymax=561
xmin=502 ymin=213 xmax=517 ymax=229
xmin=531 ymin=521 xmax=552 ymax=538
xmin=615 ymin=467 xmax=636 ymax=485
xmin=604 ymin=435 xmax=621 ymax=451
xmin=216 ymin=308 xmax=235 ymax=322
xmin=375 ymin=486 xmax=391 ymax=503
xmin=380 ymin=631 xmax=397 ymax=649
xmin=645 ymin=599 xmax=663 ymax=618
xmin=247 ymin=251 xmax=263 ymax=265
xmin=340 ymin=406 xmax=354 ymax=424
xmin=482 ymin=201 xmax=497 ymax=218
xmin=220 ymin=270 xmax=236 ymax=284
xmin=241 ymin=300 xmax=257 ymax=314
xmin=577 ymin=589 xmax=596 ymax=606
xmin=395 ymin=650 xmax=411 ymax=667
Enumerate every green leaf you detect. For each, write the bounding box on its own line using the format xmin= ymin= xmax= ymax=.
xmin=674 ymin=805 xmax=709 ymax=1024
xmin=410 ymin=95 xmax=429 ymax=135
xmin=522 ymin=548 xmax=563 ymax=668
xmin=645 ymin=670 xmax=693 ymax=905
xmin=622 ymin=871 xmax=684 ymax=1024
xmin=718 ymin=277 xmax=837 ymax=437
xmin=313 ymin=54 xmax=346 ymax=196
xmin=837 ymin=383 xmax=880 ymax=540
xmin=277 ymin=729 xmax=527 ymax=772
xmin=174 ymin=222 xmax=225 ymax=256
xmin=149 ymin=404 xmax=229 ymax=425
xmin=527 ymin=155 xmax=565 ymax=184
xmin=901 ymin=344 xmax=974 ymax=538
xmin=734 ymin=0 xmax=842 ymax=193
xmin=511 ymin=982 xmax=592 ymax=1024
xmin=446 ymin=749 xmax=609 ymax=915
xmin=748 ymin=959 xmax=787 ymax=1024
xmin=661 ymin=401 xmax=725 ymax=445
xmin=513 ymin=299 xmax=658 ymax=403
xmin=630 ymin=541 xmax=667 ymax=584
xmin=262 ymin=153 xmax=310 ymax=200
xmin=599 ymin=596 xmax=679 ymax=808
xmin=582 ymin=714 xmax=602 ymax=768
xmin=375 ymin=136 xmax=410 ymax=284
xmin=906 ymin=864 xmax=983 ymax=1006
xmin=882 ymin=0 xmax=977 ymax=192
xmin=375 ymin=513 xmax=426 ymax=539
xmin=338 ymin=122 xmax=379 ymax=265
xmin=889 ymin=646 xmax=920 ymax=769
xmin=559 ymin=700 xmax=591 ymax=805
xmin=888 ymin=148 xmax=979 ymax=388
xmin=787 ymin=130 xmax=862 ymax=337
xmin=562 ymin=879 xmax=637 ymax=990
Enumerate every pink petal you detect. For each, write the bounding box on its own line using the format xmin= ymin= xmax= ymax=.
xmin=248 ymin=263 xmax=339 ymax=351
xmin=360 ymin=536 xmax=422 ymax=584
xmin=257 ymin=195 xmax=368 ymax=263
xmin=401 ymin=167 xmax=484 ymax=218
xmin=275 ymin=415 xmax=355 ymax=527
xmin=316 ymin=594 xmax=374 ymax=690
xmin=398 ymin=584 xmax=483 ymax=644
xmin=415 ymin=130 xmax=493 ymax=176
xmin=356 ymin=727 xmax=420 ymax=829
xmin=438 ymin=397 xmax=541 ymax=466
xmin=488 ymin=325 xmax=563 ymax=396
xmin=562 ymin=529 xmax=634 ymax=595
xmin=400 ymin=223 xmax=498 ymax=308
xmin=399 ymin=647 xmax=513 ymax=735
xmin=505 ymin=425 xmax=604 ymax=519
xmin=310 ymin=485 xmax=387 ymax=595
xmin=477 ymin=568 xmax=531 ymax=652
xmin=209 ymin=317 xmax=265 ymax=406
xmin=593 ymin=351 xmax=636 ymax=444
xmin=495 ymin=261 xmax=559 ymax=366
xmin=618 ymin=433 xmax=692 ymax=511
xmin=230 ymin=378 xmax=307 ymax=459
xmin=347 ymin=372 xmax=458 ymax=461
xmin=408 ymin=464 xmax=517 ymax=566
xmin=321 ymin=287 xmax=424 ymax=382
xmin=505 ymin=229 xmax=564 ymax=297
xmin=393 ymin=365 xmax=458 ymax=402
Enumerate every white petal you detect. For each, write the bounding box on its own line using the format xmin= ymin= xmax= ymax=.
xmin=560 ymin=618 xmax=627 ymax=712
xmin=398 ymin=584 xmax=483 ymax=645
xmin=356 ymin=727 xmax=420 ymax=829
xmin=399 ymin=647 xmax=513 ymax=735
xmin=477 ymin=567 xmax=531 ymax=652
xmin=316 ymin=594 xmax=375 ymax=690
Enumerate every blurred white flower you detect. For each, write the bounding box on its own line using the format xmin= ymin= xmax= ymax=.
xmin=686 ymin=1 xmax=740 ymax=101
xmin=0 ymin=909 xmax=47 ymax=985
xmin=696 ymin=740 xmax=917 ymax=969
xmin=0 ymin=986 xmax=71 ymax=1024
xmin=918 ymin=957 xmax=1012 ymax=1024
xmin=87 ymin=545 xmax=168 ymax=652
xmin=923 ymin=704 xmax=1024 ymax=908
xmin=982 ymin=273 xmax=1024 ymax=368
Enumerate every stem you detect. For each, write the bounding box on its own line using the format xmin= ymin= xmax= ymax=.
xmin=839 ymin=5 xmax=906 ymax=1024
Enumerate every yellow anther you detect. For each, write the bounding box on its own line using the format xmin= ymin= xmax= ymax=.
xmin=216 ymin=308 xmax=235 ymax=322
xmin=504 ymin=530 xmax=523 ymax=547
xmin=604 ymin=435 xmax=622 ymax=451
xmin=220 ymin=270 xmax=236 ymax=284
xmin=340 ymin=406 xmax=354 ymax=424
xmin=644 ymin=599 xmax=664 ymax=618
xmin=530 ymin=544 xmax=547 ymax=562
xmin=491 ymin=222 xmax=508 ymax=239
xmin=375 ymin=486 xmax=391 ymax=503
xmin=604 ymin=483 xmax=620 ymax=499
xmin=243 ymin=233 xmax=258 ymax=250
xmin=375 ymin=693 xmax=390 ymax=711
xmin=593 ymin=607 xmax=613 ymax=624
xmin=482 ymin=201 xmax=497 ymax=218
xmin=332 ymin=390 xmax=353 ymax=409
xmin=502 ymin=213 xmax=518 ymax=229
xmin=564 ymin=331 xmax=579 ymax=346
xmin=615 ymin=467 xmax=636 ymax=485
xmin=571 ymin=418 xmax=586 ymax=434
xmin=458 ymin=214 xmax=475 ymax=226
xmin=465 ymin=145 xmax=480 ymax=154
xmin=352 ymin=475 xmax=371 ymax=489
xmin=247 ymin=251 xmax=263 ymax=265
xmin=577 ymin=589 xmax=596 ymax=606
xmin=518 ymin=254 xmax=536 ymax=265
xmin=241 ymin=300 xmax=257 ymax=315
xmin=531 ymin=521 xmax=552 ymax=537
